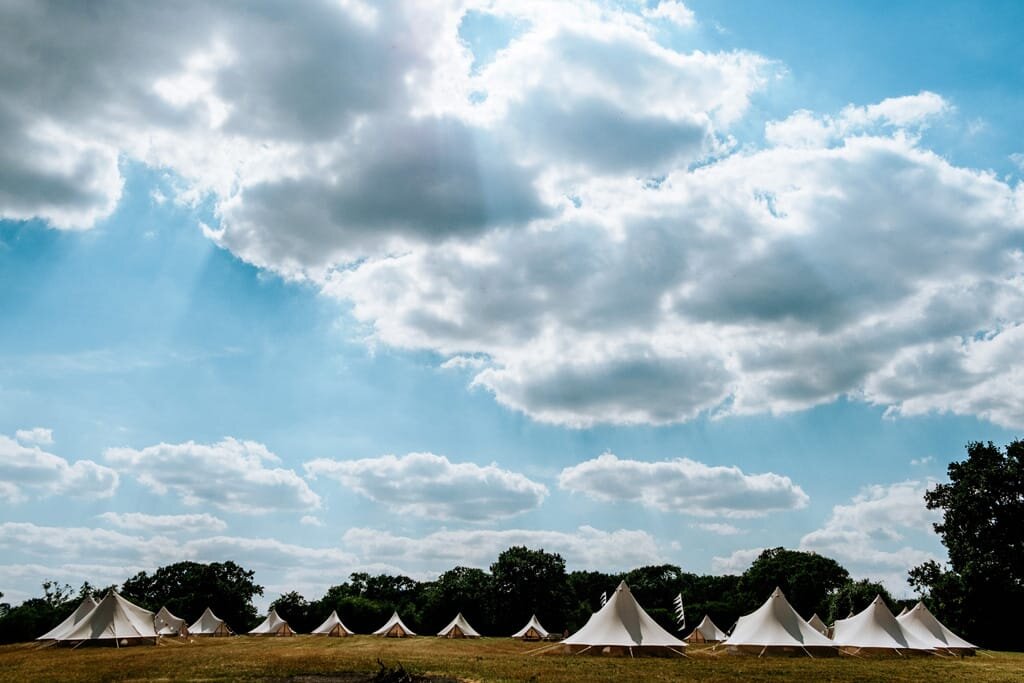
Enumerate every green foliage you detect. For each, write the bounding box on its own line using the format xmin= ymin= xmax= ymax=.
xmin=738 ymin=547 xmax=850 ymax=619
xmin=909 ymin=440 xmax=1024 ymax=650
xmin=269 ymin=591 xmax=316 ymax=633
xmin=120 ymin=561 xmax=263 ymax=632
xmin=827 ymin=579 xmax=894 ymax=624
xmin=490 ymin=546 xmax=571 ymax=634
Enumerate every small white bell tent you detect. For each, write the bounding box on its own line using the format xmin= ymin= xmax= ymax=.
xmin=437 ymin=612 xmax=481 ymax=638
xmin=311 ymin=610 xmax=354 ymax=636
xmin=189 ymin=607 xmax=233 ymax=636
xmin=154 ymin=606 xmax=189 ymax=636
xmin=511 ymin=614 xmax=550 ymax=641
xmin=248 ymin=607 xmax=294 ymax=636
xmin=684 ymin=615 xmax=728 ymax=643
xmin=37 ymin=595 xmax=98 ymax=641
xmin=807 ymin=613 xmax=828 ymax=636
xmin=373 ymin=611 xmax=416 ymax=637
xmin=724 ymin=587 xmax=837 ymax=656
xmin=562 ymin=581 xmax=687 ymax=655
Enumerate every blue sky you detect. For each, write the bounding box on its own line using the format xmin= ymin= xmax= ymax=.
xmin=1 ymin=1 xmax=1022 ymax=609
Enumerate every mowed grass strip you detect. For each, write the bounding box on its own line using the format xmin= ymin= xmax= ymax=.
xmin=0 ymin=636 xmax=1020 ymax=683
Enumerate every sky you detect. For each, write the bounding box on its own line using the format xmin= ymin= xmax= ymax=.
xmin=1 ymin=0 xmax=1022 ymax=611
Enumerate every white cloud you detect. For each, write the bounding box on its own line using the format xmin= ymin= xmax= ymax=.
xmin=558 ymin=452 xmax=808 ymax=517
xmin=710 ymin=547 xmax=765 ymax=574
xmin=691 ymin=522 xmax=744 ymax=535
xmin=340 ymin=525 xmax=664 ymax=571
xmin=766 ymin=91 xmax=950 ymax=148
xmin=643 ymin=1 xmax=696 ymax=28
xmin=2 ymin=2 xmax=1022 ymax=432
xmin=799 ymin=480 xmax=943 ymax=590
xmin=910 ymin=456 xmax=934 ymax=466
xmin=305 ymin=452 xmax=548 ymax=521
xmin=300 ymin=515 xmax=325 ymax=527
xmin=97 ymin=511 xmax=227 ymax=534
xmin=105 ymin=437 xmax=320 ymax=514
xmin=14 ymin=427 xmax=53 ymax=445
xmin=0 ymin=434 xmax=118 ymax=503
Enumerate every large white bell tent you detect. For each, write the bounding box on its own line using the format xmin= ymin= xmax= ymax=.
xmin=897 ymin=601 xmax=977 ymax=656
xmin=561 ymin=581 xmax=687 ymax=655
xmin=831 ymin=595 xmax=933 ymax=655
xmin=36 ymin=595 xmax=98 ymax=641
xmin=54 ymin=590 xmax=157 ymax=645
xmin=724 ymin=587 xmax=836 ymax=656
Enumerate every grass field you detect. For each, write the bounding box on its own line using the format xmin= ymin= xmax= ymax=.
xmin=0 ymin=636 xmax=1020 ymax=683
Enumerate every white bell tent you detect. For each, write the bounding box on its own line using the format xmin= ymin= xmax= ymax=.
xmin=437 ymin=612 xmax=481 ymax=638
xmin=684 ymin=615 xmax=728 ymax=643
xmin=373 ymin=611 xmax=416 ymax=637
xmin=154 ymin=606 xmax=188 ymax=636
xmin=831 ymin=595 xmax=933 ymax=654
xmin=724 ymin=587 xmax=836 ymax=656
xmin=807 ymin=613 xmax=828 ymax=636
xmin=511 ymin=614 xmax=550 ymax=641
xmin=188 ymin=607 xmax=233 ymax=636
xmin=248 ymin=607 xmax=294 ymax=636
xmin=56 ymin=590 xmax=157 ymax=645
xmin=897 ymin=601 xmax=977 ymax=655
xmin=311 ymin=610 xmax=354 ymax=636
xmin=561 ymin=581 xmax=687 ymax=655
xmin=36 ymin=595 xmax=98 ymax=641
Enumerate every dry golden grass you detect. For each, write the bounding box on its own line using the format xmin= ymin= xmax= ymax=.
xmin=0 ymin=636 xmax=1020 ymax=682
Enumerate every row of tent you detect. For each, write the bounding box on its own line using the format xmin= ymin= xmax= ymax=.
xmin=35 ymin=590 xmax=554 ymax=644
xmin=37 ymin=584 xmax=977 ymax=657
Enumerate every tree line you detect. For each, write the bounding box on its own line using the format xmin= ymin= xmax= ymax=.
xmin=1 ymin=439 xmax=1020 ymax=649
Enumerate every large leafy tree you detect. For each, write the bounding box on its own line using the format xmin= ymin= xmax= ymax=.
xmin=490 ymin=546 xmax=570 ymax=634
xmin=738 ymin=548 xmax=850 ymax=619
xmin=120 ymin=561 xmax=262 ymax=632
xmin=909 ymin=440 xmax=1024 ymax=650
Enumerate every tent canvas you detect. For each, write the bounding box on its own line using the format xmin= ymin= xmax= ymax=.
xmin=248 ymin=607 xmax=294 ymax=636
xmin=154 ymin=606 xmax=189 ymax=636
xmin=373 ymin=611 xmax=416 ymax=637
xmin=58 ymin=590 xmax=157 ymax=644
xmin=831 ymin=596 xmax=933 ymax=654
xmin=437 ymin=612 xmax=481 ymax=638
xmin=807 ymin=613 xmax=828 ymax=636
xmin=562 ymin=581 xmax=686 ymax=654
xmin=512 ymin=614 xmax=550 ymax=640
xmin=897 ymin=602 xmax=977 ymax=655
xmin=189 ymin=607 xmax=233 ymax=636
xmin=312 ymin=610 xmax=353 ymax=636
xmin=37 ymin=595 xmax=98 ymax=641
xmin=724 ymin=587 xmax=836 ymax=656
xmin=684 ymin=615 xmax=728 ymax=643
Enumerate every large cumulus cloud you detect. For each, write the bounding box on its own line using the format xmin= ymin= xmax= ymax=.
xmin=4 ymin=1 xmax=1024 ymax=428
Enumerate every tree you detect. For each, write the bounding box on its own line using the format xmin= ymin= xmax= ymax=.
xmin=270 ymin=591 xmax=317 ymax=633
xmin=738 ymin=548 xmax=849 ymax=619
xmin=909 ymin=440 xmax=1024 ymax=650
xmin=827 ymin=579 xmax=894 ymax=623
xmin=120 ymin=561 xmax=263 ymax=631
xmin=491 ymin=546 xmax=570 ymax=634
